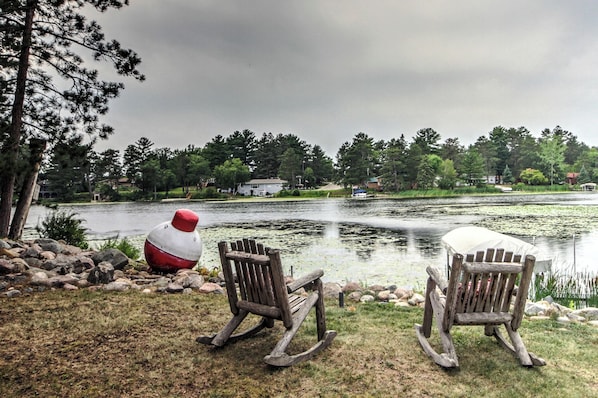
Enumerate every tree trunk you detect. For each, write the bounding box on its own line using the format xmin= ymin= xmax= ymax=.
xmin=0 ymin=0 xmax=37 ymax=237
xmin=9 ymin=139 xmax=46 ymax=240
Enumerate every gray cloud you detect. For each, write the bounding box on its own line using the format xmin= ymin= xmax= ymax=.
xmin=88 ymin=1 xmax=598 ymax=156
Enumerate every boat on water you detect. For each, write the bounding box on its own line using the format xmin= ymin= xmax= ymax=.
xmin=351 ymin=188 xmax=368 ymax=198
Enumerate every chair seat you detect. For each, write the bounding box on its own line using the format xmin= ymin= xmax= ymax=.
xmin=454 ymin=312 xmax=512 ymax=325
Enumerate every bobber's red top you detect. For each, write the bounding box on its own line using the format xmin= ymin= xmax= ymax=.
xmin=171 ymin=209 xmax=199 ymax=232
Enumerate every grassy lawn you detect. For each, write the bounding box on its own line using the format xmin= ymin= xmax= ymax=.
xmin=1 ymin=290 xmax=596 ymax=397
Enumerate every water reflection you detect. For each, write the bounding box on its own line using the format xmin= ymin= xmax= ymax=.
xmin=23 ymin=192 xmax=598 ymax=286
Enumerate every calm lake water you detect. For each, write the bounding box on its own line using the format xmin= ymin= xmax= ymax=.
xmin=23 ymin=193 xmax=598 ymax=287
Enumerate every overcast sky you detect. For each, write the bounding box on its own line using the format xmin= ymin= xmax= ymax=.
xmin=89 ymin=1 xmax=598 ymax=157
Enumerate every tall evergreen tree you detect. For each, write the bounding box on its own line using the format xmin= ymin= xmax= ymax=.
xmin=380 ymin=136 xmax=407 ymax=191
xmin=44 ymin=134 xmax=92 ymax=202
xmin=502 ymin=164 xmax=514 ymax=184
xmin=278 ymin=148 xmax=302 ymax=188
xmin=460 ymin=148 xmax=486 ymax=186
xmin=577 ymin=164 xmax=591 ymax=185
xmin=335 ymin=132 xmax=375 ymax=188
xmin=308 ymin=145 xmax=334 ymax=185
xmin=0 ymin=0 xmax=143 ymax=238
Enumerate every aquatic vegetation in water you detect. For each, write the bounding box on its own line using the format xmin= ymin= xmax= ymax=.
xmin=445 ymin=204 xmax=598 ymax=238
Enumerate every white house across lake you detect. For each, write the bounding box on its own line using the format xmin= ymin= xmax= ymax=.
xmin=237 ymin=178 xmax=288 ymax=197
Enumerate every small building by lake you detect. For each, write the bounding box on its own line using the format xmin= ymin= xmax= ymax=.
xmin=237 ymin=178 xmax=288 ymax=197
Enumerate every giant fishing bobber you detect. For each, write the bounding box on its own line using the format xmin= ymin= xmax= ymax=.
xmin=144 ymin=209 xmax=203 ymax=273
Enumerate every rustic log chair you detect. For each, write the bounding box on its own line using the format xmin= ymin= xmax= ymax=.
xmin=415 ymin=248 xmax=546 ymax=369
xmin=197 ymin=239 xmax=337 ymax=367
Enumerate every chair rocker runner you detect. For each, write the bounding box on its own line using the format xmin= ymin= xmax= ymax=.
xmin=197 ymin=239 xmax=336 ymax=367
xmin=415 ymin=250 xmax=546 ymax=369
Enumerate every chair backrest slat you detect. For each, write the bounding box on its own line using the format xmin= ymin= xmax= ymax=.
xmin=219 ymin=240 xmax=293 ymax=327
xmin=445 ymin=252 xmax=535 ymax=330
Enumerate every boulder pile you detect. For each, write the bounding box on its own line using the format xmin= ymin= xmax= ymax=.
xmin=0 ymin=238 xmax=224 ymax=296
xmin=2 ymin=238 xmax=597 ymax=327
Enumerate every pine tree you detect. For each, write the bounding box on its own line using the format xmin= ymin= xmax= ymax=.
xmin=502 ymin=164 xmax=514 ymax=184
xmin=0 ymin=0 xmax=144 ymax=238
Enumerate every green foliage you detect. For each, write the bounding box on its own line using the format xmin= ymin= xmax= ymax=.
xmin=97 ymin=236 xmax=140 ymax=260
xmin=97 ymin=183 xmax=121 ymax=201
xmin=189 ymin=187 xmax=223 ymax=199
xmin=36 ymin=210 xmax=88 ymax=249
xmin=577 ymin=164 xmax=591 ymax=185
xmin=502 ymin=164 xmax=514 ymax=184
xmin=533 ymin=270 xmax=598 ymax=309
xmin=214 ymin=158 xmax=251 ymax=192
xmin=416 ymin=155 xmax=439 ymax=189
xmin=278 ymin=148 xmax=303 ymax=188
xmin=460 ymin=148 xmax=486 ymax=186
xmin=520 ymin=168 xmax=548 ymax=185
xmin=437 ymin=159 xmax=457 ymax=190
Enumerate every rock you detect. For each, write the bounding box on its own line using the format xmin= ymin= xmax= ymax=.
xmin=408 ymin=293 xmax=425 ymax=306
xmin=48 ymin=274 xmax=79 ymax=287
xmin=529 ymin=315 xmax=551 ymax=321
xmin=360 ymin=294 xmax=375 ymax=303
xmin=566 ymin=313 xmax=586 ymax=322
xmin=34 ymin=238 xmax=62 ymax=254
xmin=342 ymin=282 xmax=362 ymax=293
xmin=572 ymin=307 xmax=598 ymax=321
xmin=103 ymin=281 xmax=130 ymax=292
xmin=323 ymin=282 xmax=342 ymax=298
xmin=61 ymin=244 xmax=82 ymax=256
xmin=10 ymin=258 xmax=29 ymax=273
xmin=394 ymin=287 xmax=411 ymax=299
xmin=377 ymin=290 xmax=391 ymax=301
xmin=347 ymin=291 xmax=362 ymax=302
xmin=0 ymin=259 xmax=16 ymax=274
xmin=186 ymin=273 xmax=205 ymax=289
xmin=173 ymin=270 xmax=204 ymax=289
xmin=87 ymin=261 xmax=115 ymax=285
xmin=21 ymin=246 xmax=42 ymax=258
xmin=166 ymin=283 xmax=184 ymax=293
xmin=91 ymin=248 xmax=129 ymax=270
xmin=40 ymin=251 xmax=56 ymax=260
xmin=1 ymin=248 xmax=21 ymax=259
xmin=525 ymin=301 xmax=550 ymax=316
xmin=5 ymin=289 xmax=21 ymax=298
xmin=30 ymin=272 xmax=51 ymax=286
xmin=368 ymin=284 xmax=385 ymax=292
xmin=23 ymin=257 xmax=43 ymax=268
xmin=70 ymin=256 xmax=95 ymax=274
xmin=77 ymin=279 xmax=91 ymax=288
xmin=199 ymin=282 xmax=224 ymax=294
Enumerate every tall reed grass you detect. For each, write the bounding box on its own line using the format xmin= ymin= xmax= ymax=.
xmin=533 ymin=269 xmax=598 ymax=308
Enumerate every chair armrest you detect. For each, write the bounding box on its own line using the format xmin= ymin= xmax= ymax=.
xmin=426 ymin=266 xmax=448 ymax=293
xmin=287 ymin=269 xmax=324 ymax=293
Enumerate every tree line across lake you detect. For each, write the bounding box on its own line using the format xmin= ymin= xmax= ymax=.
xmin=40 ymin=124 xmax=595 ymax=203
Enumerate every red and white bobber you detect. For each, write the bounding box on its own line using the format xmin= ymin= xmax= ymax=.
xmin=144 ymin=209 xmax=203 ymax=273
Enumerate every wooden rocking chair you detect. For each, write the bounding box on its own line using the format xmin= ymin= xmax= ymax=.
xmin=415 ymin=249 xmax=546 ymax=369
xmin=197 ymin=239 xmax=336 ymax=367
